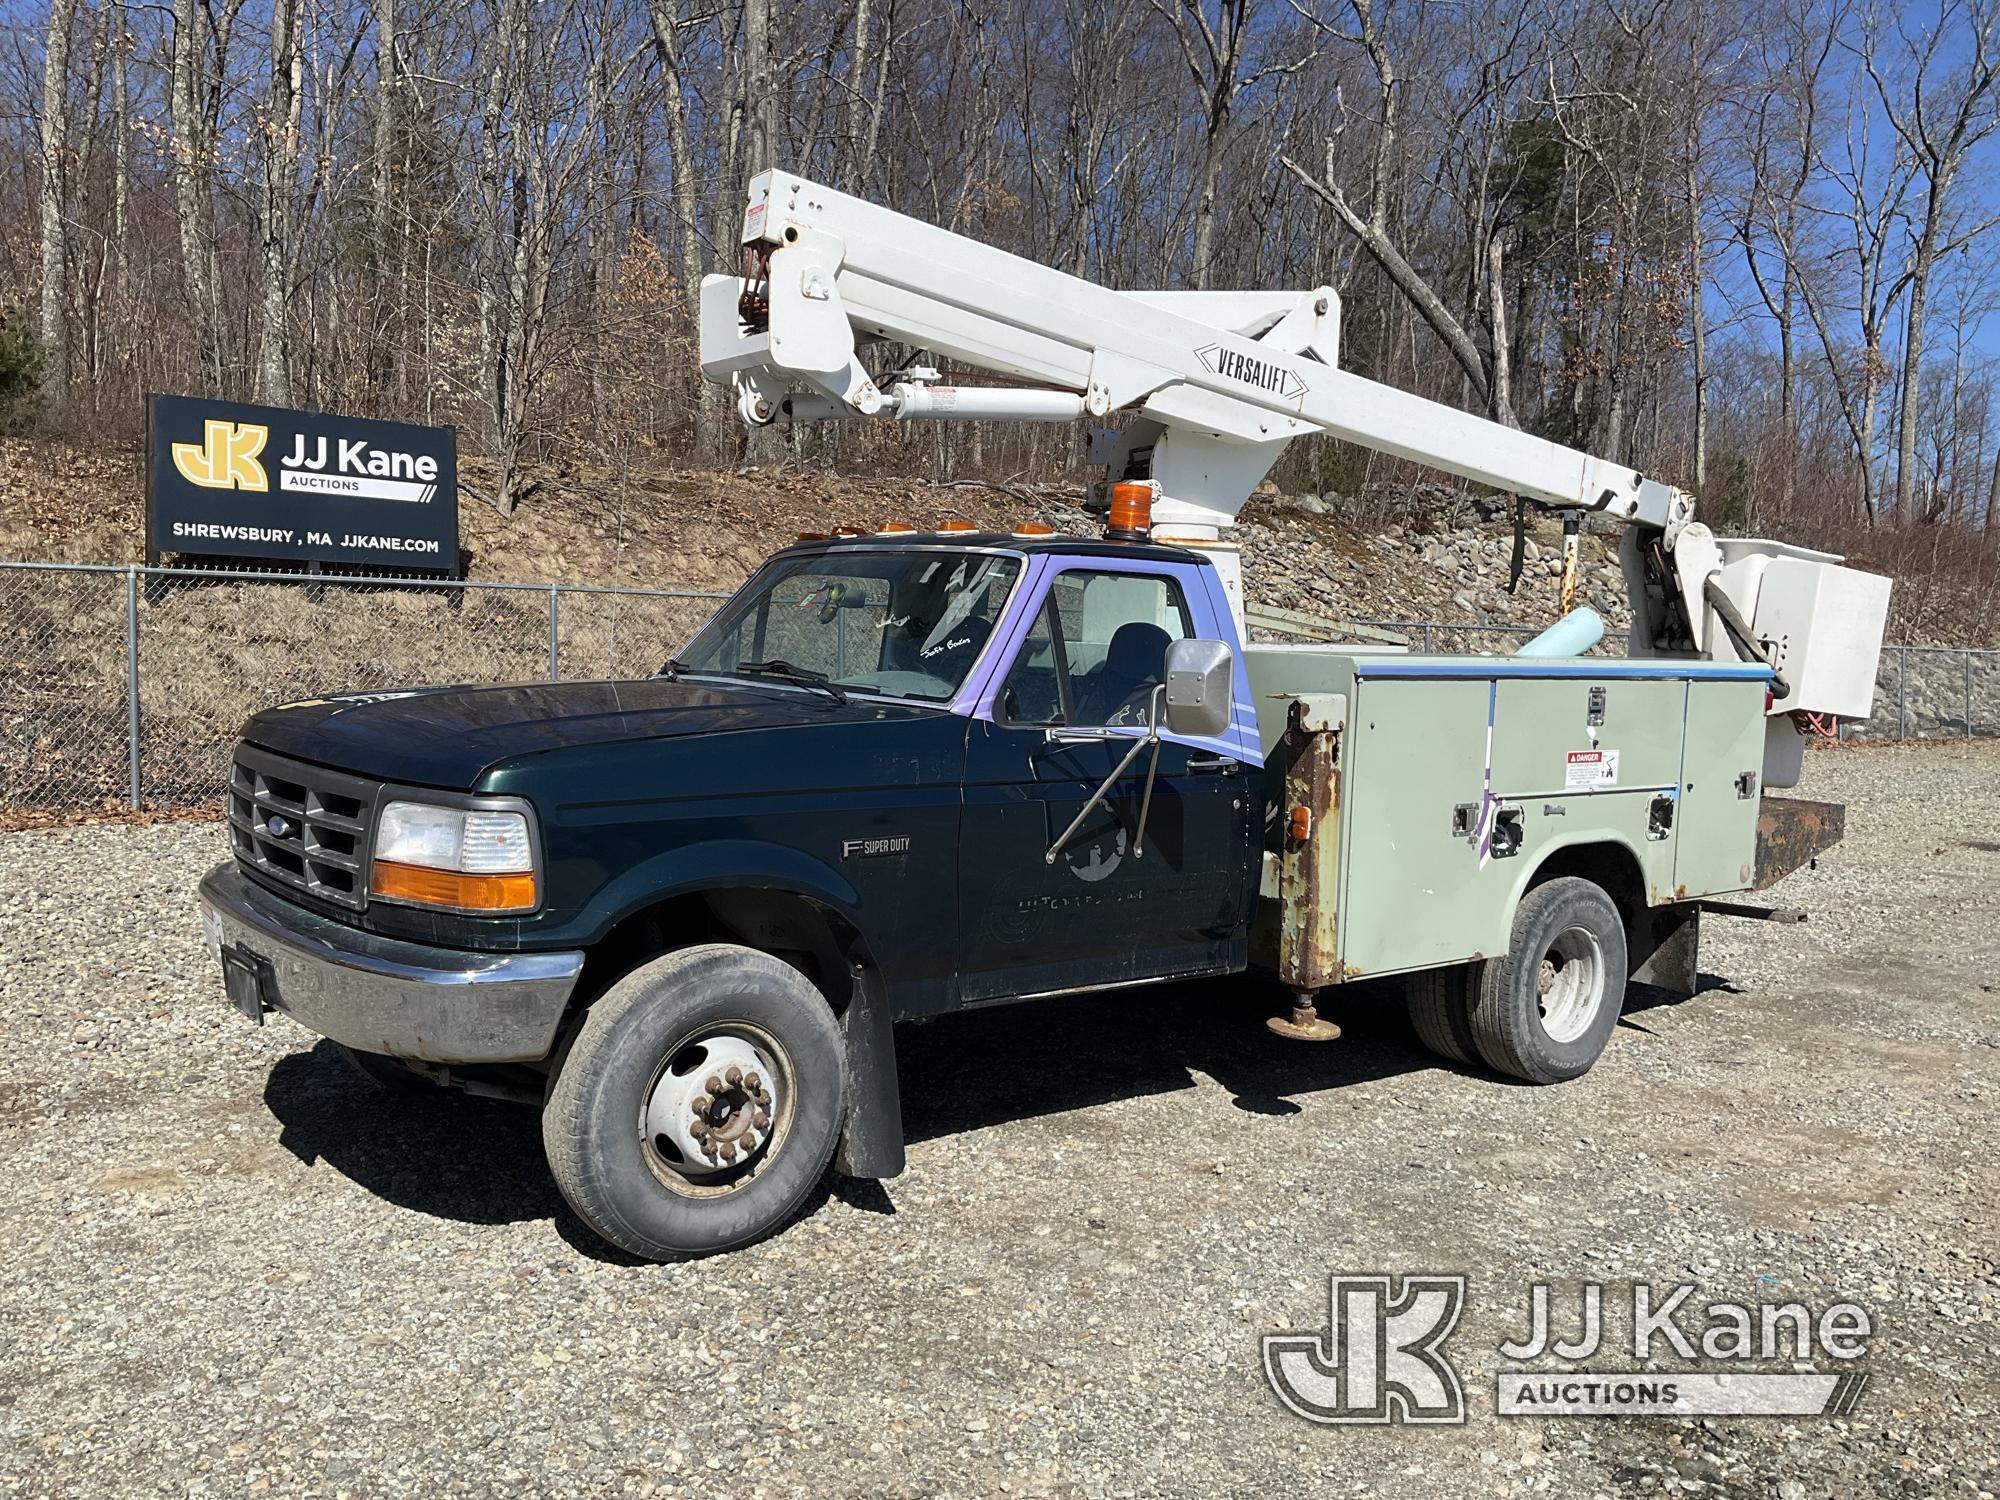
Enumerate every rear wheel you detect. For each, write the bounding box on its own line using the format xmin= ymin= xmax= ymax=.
xmin=1466 ymin=877 xmax=1627 ymax=1084
xmin=542 ymin=943 xmax=845 ymax=1261
xmin=1406 ymin=964 xmax=1479 ymax=1065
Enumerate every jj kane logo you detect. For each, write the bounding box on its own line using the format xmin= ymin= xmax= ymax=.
xmin=1264 ymin=1274 xmax=1874 ymax=1425
xmin=172 ymin=420 xmax=269 ymax=492
xmin=278 ymin=433 xmax=442 ymax=505
xmin=1195 ymin=342 xmax=1309 ymax=403
xmin=1264 ymin=1275 xmax=1468 ymax=1425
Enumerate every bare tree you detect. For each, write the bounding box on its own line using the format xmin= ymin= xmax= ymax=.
xmin=37 ymin=0 xmax=78 ymax=391
xmin=1862 ymin=0 xmax=2000 ymax=515
xmin=257 ymin=0 xmax=303 ymax=404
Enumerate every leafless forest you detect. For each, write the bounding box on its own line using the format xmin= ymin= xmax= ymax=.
xmin=5 ymin=0 xmax=2000 ymax=577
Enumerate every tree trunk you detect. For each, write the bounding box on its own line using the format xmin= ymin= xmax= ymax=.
xmin=373 ymin=0 xmax=400 ymax=406
xmin=740 ymin=0 xmax=782 ymax=467
xmin=1687 ymin=151 xmax=1708 ymax=500
xmin=1485 ymin=229 xmax=1515 ymax=428
xmin=168 ymin=0 xmax=218 ymax=386
xmin=38 ymin=0 xmax=78 ymax=392
xmin=1893 ymin=198 xmax=1943 ymax=517
xmin=110 ymin=7 xmax=130 ymax=323
xmin=1191 ymin=110 xmax=1225 ymax=290
xmin=843 ymin=0 xmax=871 ymax=190
xmin=258 ymin=0 xmax=301 ymax=405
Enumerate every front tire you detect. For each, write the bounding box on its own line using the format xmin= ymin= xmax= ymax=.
xmin=1466 ymin=877 xmax=1627 ymax=1084
xmin=543 ymin=943 xmax=845 ymax=1261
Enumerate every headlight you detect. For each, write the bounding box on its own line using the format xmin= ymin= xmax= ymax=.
xmin=370 ymin=800 xmax=538 ymax=912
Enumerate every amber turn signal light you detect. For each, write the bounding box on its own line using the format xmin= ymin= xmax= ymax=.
xmin=1288 ymin=805 xmax=1313 ymax=843
xmin=1106 ymin=481 xmax=1153 ymax=539
xmin=370 ymin=860 xmax=537 ymax=913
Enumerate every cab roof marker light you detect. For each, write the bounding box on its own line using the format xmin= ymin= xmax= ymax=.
xmin=936 ymin=518 xmax=976 ymax=533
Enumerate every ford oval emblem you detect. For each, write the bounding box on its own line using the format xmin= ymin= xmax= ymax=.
xmin=265 ymin=814 xmax=293 ymax=839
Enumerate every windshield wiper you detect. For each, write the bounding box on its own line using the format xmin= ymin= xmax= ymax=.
xmin=734 ymin=658 xmax=849 ymax=703
xmin=659 ymin=656 xmax=692 ymax=679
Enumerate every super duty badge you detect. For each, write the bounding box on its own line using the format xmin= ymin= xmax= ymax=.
xmin=841 ymin=836 xmax=912 ymax=859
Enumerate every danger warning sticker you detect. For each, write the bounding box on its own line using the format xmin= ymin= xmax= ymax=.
xmin=1565 ymin=749 xmax=1620 ymax=789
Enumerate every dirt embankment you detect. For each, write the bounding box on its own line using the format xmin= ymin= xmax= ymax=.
xmin=4 ymin=436 xmax=1990 ymax=646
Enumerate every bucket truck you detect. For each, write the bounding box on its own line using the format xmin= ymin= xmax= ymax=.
xmin=195 ymin=172 xmax=1892 ymax=1261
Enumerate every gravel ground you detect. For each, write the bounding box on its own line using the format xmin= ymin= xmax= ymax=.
xmin=1 ymin=741 xmax=1996 ymax=1498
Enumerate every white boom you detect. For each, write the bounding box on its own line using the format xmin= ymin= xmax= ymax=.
xmin=699 ymin=170 xmax=1891 ymax=779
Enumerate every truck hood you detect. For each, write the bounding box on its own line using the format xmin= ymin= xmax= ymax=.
xmin=241 ymin=677 xmax=934 ymax=789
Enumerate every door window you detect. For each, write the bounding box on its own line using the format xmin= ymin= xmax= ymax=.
xmin=1000 ymin=570 xmax=1192 ymax=728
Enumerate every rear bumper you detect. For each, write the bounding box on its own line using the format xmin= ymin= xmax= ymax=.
xmin=197 ymin=862 xmax=583 ymax=1064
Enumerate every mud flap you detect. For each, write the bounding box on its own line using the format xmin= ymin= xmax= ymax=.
xmin=1629 ymin=903 xmax=1699 ymax=999
xmin=834 ymin=973 xmax=905 ymax=1179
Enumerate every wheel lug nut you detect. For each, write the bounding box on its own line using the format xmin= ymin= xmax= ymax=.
xmin=705 ymin=1074 xmax=724 ymax=1096
xmin=744 ymin=1071 xmax=761 ymax=1092
xmin=725 ymin=1064 xmax=743 ymax=1086
xmin=754 ymin=1110 xmax=771 ymax=1129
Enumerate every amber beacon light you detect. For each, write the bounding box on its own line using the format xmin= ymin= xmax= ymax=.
xmin=1105 ymin=481 xmax=1154 ymax=540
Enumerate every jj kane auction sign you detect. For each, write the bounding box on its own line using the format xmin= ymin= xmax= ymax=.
xmin=147 ymin=394 xmax=459 ymax=573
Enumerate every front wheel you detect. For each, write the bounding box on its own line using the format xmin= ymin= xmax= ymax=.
xmin=1466 ymin=877 xmax=1628 ymax=1084
xmin=542 ymin=944 xmax=846 ymax=1260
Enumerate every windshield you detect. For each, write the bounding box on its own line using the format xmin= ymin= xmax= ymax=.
xmin=675 ymin=549 xmax=1022 ymax=702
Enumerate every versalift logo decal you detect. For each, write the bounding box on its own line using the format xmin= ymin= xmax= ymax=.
xmin=148 ymin=394 xmax=459 ymax=573
xmin=1195 ymin=342 xmax=1309 ymax=402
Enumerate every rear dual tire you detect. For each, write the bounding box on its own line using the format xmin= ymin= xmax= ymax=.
xmin=1405 ymin=877 xmax=1627 ymax=1084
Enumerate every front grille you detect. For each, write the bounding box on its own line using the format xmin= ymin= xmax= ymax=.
xmin=228 ymin=745 xmax=379 ymax=910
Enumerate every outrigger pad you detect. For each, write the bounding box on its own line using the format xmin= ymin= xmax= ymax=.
xmin=1754 ymin=798 xmax=1845 ymax=890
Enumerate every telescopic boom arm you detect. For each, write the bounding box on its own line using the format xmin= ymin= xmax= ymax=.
xmin=699 ymin=171 xmax=1890 ymax=740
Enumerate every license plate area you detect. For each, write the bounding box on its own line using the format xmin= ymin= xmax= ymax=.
xmin=222 ymin=948 xmax=270 ymax=1024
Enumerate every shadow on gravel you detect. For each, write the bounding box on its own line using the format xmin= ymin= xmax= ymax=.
xmin=894 ymin=970 xmax=1439 ymax=1142
xmin=1617 ymin=973 xmax=1742 ymax=1033
xmin=252 ymin=970 xmax=1746 ymax=1252
xmin=264 ymin=1042 xmax=562 ymax=1224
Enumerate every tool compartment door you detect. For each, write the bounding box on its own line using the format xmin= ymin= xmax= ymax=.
xmin=1673 ymin=679 xmax=1769 ymax=898
xmin=1335 ymin=677 xmax=1498 ymax=976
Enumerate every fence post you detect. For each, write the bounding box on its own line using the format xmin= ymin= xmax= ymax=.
xmin=1422 ymin=623 xmax=1434 ymax=653
xmin=548 ymin=585 xmax=560 ymax=682
xmin=124 ymin=567 xmax=141 ymax=810
xmin=1967 ymin=650 xmax=1975 ymax=740
xmin=1897 ymin=645 xmax=1909 ymax=740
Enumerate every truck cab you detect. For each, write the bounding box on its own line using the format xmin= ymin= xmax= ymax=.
xmin=200 ymin=528 xmax=1272 ymax=1259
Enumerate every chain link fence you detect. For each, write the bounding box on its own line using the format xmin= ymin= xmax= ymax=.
xmin=2 ymin=560 xmax=1994 ymax=818
xmin=0 ymin=563 xmax=725 ymax=817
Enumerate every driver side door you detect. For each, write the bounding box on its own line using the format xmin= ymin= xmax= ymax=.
xmin=956 ymin=565 xmax=1251 ymax=1005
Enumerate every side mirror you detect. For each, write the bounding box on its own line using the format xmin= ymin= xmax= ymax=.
xmin=1163 ymin=638 xmax=1234 ymax=739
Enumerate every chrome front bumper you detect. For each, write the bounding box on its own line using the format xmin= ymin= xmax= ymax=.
xmin=197 ymin=862 xmax=583 ymax=1064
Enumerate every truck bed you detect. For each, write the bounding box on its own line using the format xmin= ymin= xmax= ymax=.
xmin=1244 ymin=646 xmax=1774 ymax=982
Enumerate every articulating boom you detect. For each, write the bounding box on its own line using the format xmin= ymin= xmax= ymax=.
xmin=699 ymin=171 xmax=1891 ymax=778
